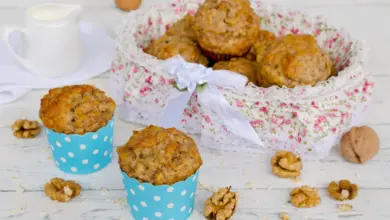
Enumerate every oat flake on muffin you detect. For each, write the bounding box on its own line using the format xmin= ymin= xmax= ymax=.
xmin=193 ymin=0 xmax=261 ymax=60
xmin=39 ymin=84 xmax=115 ymax=135
xmin=117 ymin=125 xmax=203 ymax=185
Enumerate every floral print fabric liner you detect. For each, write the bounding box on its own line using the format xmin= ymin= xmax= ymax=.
xmin=109 ymin=0 xmax=373 ymax=158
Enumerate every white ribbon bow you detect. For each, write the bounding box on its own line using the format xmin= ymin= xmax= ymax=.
xmin=157 ymin=55 xmax=263 ymax=146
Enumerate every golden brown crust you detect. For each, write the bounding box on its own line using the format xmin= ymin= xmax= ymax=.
xmin=39 ymin=85 xmax=115 ymax=135
xmin=212 ymin=58 xmax=258 ymax=84
xmin=144 ymin=35 xmax=209 ymax=66
xmin=117 ymin=125 xmax=203 ymax=185
xmin=166 ymin=14 xmax=198 ymax=42
xmin=256 ymin=34 xmax=333 ymax=88
xmin=246 ymin=30 xmax=276 ymax=61
xmin=193 ymin=0 xmax=261 ymax=56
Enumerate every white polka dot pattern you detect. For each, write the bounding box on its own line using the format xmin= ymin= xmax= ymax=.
xmin=45 ymin=119 xmax=114 ymax=175
xmin=121 ymin=170 xmax=199 ymax=220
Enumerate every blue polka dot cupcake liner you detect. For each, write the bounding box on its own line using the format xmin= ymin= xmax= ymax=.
xmin=45 ymin=119 xmax=114 ymax=175
xmin=121 ymin=170 xmax=199 ymax=220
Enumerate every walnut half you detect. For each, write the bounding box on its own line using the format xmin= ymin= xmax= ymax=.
xmin=328 ymin=180 xmax=358 ymax=201
xmin=44 ymin=178 xmax=82 ymax=202
xmin=290 ymin=185 xmax=321 ymax=208
xmin=204 ymin=186 xmax=238 ymax=220
xmin=271 ymin=151 xmax=302 ymax=178
xmin=12 ymin=119 xmax=41 ymax=138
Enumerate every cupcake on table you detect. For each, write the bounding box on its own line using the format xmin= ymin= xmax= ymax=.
xmin=39 ymin=84 xmax=116 ymax=174
xmin=117 ymin=125 xmax=203 ymax=220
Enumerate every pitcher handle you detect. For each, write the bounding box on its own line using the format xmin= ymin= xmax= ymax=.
xmin=3 ymin=26 xmax=30 ymax=69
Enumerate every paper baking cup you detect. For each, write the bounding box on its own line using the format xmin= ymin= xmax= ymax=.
xmin=121 ymin=170 xmax=199 ymax=220
xmin=45 ymin=119 xmax=114 ymax=174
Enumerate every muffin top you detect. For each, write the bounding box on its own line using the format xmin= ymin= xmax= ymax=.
xmin=165 ymin=14 xmax=197 ymax=42
xmin=144 ymin=35 xmax=209 ymax=66
xmin=246 ymin=30 xmax=276 ymax=61
xmin=193 ymin=0 xmax=261 ymax=56
xmin=39 ymin=85 xmax=116 ymax=135
xmin=212 ymin=57 xmax=258 ymax=84
xmin=256 ymin=34 xmax=333 ymax=88
xmin=117 ymin=125 xmax=203 ymax=185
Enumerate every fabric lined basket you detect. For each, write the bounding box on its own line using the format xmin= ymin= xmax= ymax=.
xmin=109 ymin=0 xmax=373 ymax=159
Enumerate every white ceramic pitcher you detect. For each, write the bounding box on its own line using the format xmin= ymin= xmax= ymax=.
xmin=3 ymin=3 xmax=84 ymax=78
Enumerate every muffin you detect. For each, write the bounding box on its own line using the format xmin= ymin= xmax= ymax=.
xmin=40 ymin=85 xmax=116 ymax=174
xmin=193 ymin=0 xmax=261 ymax=61
xmin=256 ymin=34 xmax=333 ymax=88
xmin=246 ymin=29 xmax=276 ymax=61
xmin=144 ymin=35 xmax=209 ymax=66
xmin=118 ymin=125 xmax=202 ymax=220
xmin=166 ymin=14 xmax=197 ymax=42
xmin=118 ymin=125 xmax=202 ymax=185
xmin=212 ymin=57 xmax=259 ymax=85
xmin=40 ymin=85 xmax=115 ymax=135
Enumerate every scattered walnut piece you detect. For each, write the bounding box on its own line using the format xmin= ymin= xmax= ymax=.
xmin=204 ymin=186 xmax=238 ymax=220
xmin=12 ymin=119 xmax=41 ymax=138
xmin=44 ymin=178 xmax=82 ymax=202
xmin=328 ymin=180 xmax=358 ymax=201
xmin=338 ymin=204 xmax=353 ymax=212
xmin=280 ymin=212 xmax=290 ymax=220
xmin=290 ymin=185 xmax=321 ymax=208
xmin=271 ymin=151 xmax=302 ymax=178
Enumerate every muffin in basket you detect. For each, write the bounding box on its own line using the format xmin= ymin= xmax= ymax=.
xmin=144 ymin=34 xmax=209 ymax=66
xmin=212 ymin=57 xmax=259 ymax=85
xmin=245 ymin=29 xmax=276 ymax=61
xmin=165 ymin=14 xmax=198 ymax=42
xmin=193 ymin=0 xmax=261 ymax=61
xmin=255 ymin=34 xmax=334 ymax=88
xmin=40 ymin=84 xmax=116 ymax=174
xmin=117 ymin=125 xmax=202 ymax=220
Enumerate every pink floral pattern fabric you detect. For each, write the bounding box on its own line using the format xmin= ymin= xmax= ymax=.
xmin=109 ymin=0 xmax=373 ymax=158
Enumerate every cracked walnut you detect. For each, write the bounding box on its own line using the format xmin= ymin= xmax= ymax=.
xmin=204 ymin=186 xmax=238 ymax=220
xmin=44 ymin=178 xmax=82 ymax=202
xmin=12 ymin=119 xmax=41 ymax=138
xmin=328 ymin=180 xmax=358 ymax=201
xmin=290 ymin=185 xmax=321 ymax=208
xmin=271 ymin=151 xmax=302 ymax=178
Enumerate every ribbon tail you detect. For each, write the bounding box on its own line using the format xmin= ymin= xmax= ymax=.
xmin=199 ymin=86 xmax=264 ymax=147
xmin=156 ymin=90 xmax=193 ymax=129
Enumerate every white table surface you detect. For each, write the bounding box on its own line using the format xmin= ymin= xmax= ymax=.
xmin=1 ymin=0 xmax=389 ymax=219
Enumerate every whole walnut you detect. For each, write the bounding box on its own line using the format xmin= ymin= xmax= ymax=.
xmin=340 ymin=126 xmax=379 ymax=164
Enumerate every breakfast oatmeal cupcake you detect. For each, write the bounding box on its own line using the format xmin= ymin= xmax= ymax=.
xmin=40 ymin=85 xmax=116 ymax=174
xmin=256 ymin=34 xmax=334 ymax=88
xmin=166 ymin=14 xmax=197 ymax=42
xmin=118 ymin=125 xmax=202 ymax=220
xmin=246 ymin=29 xmax=276 ymax=61
xmin=212 ymin=57 xmax=259 ymax=85
xmin=144 ymin=35 xmax=209 ymax=66
xmin=193 ymin=0 xmax=261 ymax=61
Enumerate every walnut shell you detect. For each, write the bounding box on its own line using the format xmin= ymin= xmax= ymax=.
xmin=328 ymin=180 xmax=358 ymax=201
xmin=115 ymin=0 xmax=141 ymax=11
xmin=340 ymin=126 xmax=379 ymax=164
xmin=271 ymin=150 xmax=302 ymax=178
